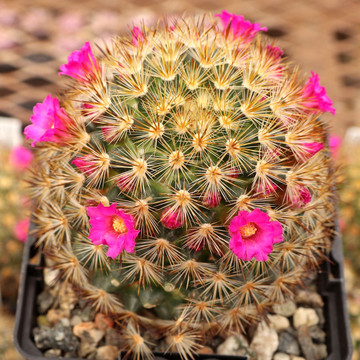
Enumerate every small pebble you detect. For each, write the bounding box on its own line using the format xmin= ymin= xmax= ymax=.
xmin=95 ymin=313 xmax=114 ymax=331
xmin=43 ymin=268 xmax=60 ymax=287
xmin=73 ymin=322 xmax=105 ymax=345
xmin=314 ymin=343 xmax=328 ymax=360
xmin=273 ymin=300 xmax=297 ymax=317
xmin=315 ymin=307 xmax=326 ymax=326
xmin=44 ymin=348 xmax=62 ymax=357
xmin=78 ymin=339 xmax=97 ymax=358
xmin=70 ymin=315 xmax=82 ymax=327
xmin=79 ymin=305 xmax=95 ymax=322
xmin=297 ymin=325 xmax=317 ymax=360
xmin=250 ymin=321 xmax=279 ymax=360
xmin=58 ymin=284 xmax=78 ymax=311
xmin=37 ymin=315 xmax=50 ymax=327
xmin=96 ymin=345 xmax=119 ymax=360
xmin=216 ymin=334 xmax=251 ymax=356
xmin=278 ymin=330 xmax=301 ymax=356
xmin=293 ymin=307 xmax=319 ymax=329
xmin=273 ymin=353 xmax=290 ymax=360
xmin=46 ymin=309 xmax=70 ymax=326
xmin=33 ymin=322 xmax=79 ymax=352
xmin=37 ymin=289 xmax=55 ymax=314
xmin=73 ymin=322 xmax=96 ymax=338
xmin=308 ymin=325 xmax=326 ymax=343
xmin=63 ymin=351 xmax=78 ymax=358
xmin=198 ymin=346 xmax=214 ymax=354
xmin=60 ymin=318 xmax=70 ymax=327
xmin=268 ymin=314 xmax=290 ymax=331
xmin=295 ymin=290 xmax=324 ymax=307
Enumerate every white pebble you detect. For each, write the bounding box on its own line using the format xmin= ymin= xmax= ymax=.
xmin=216 ymin=334 xmax=249 ymax=355
xmin=273 ymin=300 xmax=297 ymax=317
xmin=268 ymin=315 xmax=290 ymax=331
xmin=250 ymin=321 xmax=279 ymax=360
xmin=273 ymin=353 xmax=290 ymax=360
xmin=293 ymin=307 xmax=319 ymax=328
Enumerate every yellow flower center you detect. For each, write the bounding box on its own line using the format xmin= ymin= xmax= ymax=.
xmin=239 ymin=222 xmax=257 ymax=238
xmin=112 ymin=216 xmax=128 ymax=234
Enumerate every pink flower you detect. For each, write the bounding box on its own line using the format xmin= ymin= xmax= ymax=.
xmin=86 ymin=203 xmax=140 ymax=259
xmin=228 ymin=167 xmax=240 ymax=178
xmin=9 ymin=146 xmax=33 ymax=170
xmin=101 ymin=127 xmax=116 ymax=142
xmin=59 ymin=42 xmax=99 ymax=83
xmin=266 ymin=45 xmax=283 ymax=77
xmin=301 ymin=72 xmax=336 ymax=115
xmin=202 ymin=192 xmax=221 ymax=208
xmin=132 ymin=26 xmax=144 ymax=46
xmin=229 ymin=209 xmax=283 ymax=261
xmin=72 ymin=156 xmax=96 ymax=175
xmin=290 ymin=186 xmax=311 ymax=208
xmin=256 ymin=181 xmax=278 ymax=195
xmin=117 ymin=174 xmax=135 ymax=192
xmin=329 ymin=135 xmax=341 ymax=160
xmin=264 ymin=148 xmax=281 ymax=162
xmin=188 ymin=240 xmax=204 ymax=252
xmin=24 ymin=94 xmax=73 ymax=147
xmin=266 ymin=45 xmax=283 ymax=60
xmin=216 ymin=11 xmax=267 ymax=43
xmin=14 ymin=218 xmax=30 ymax=243
xmin=300 ymin=142 xmax=324 ymax=160
xmin=160 ymin=207 xmax=184 ymax=230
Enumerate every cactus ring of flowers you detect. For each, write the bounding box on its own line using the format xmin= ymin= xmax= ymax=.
xmin=26 ymin=11 xmax=336 ymax=359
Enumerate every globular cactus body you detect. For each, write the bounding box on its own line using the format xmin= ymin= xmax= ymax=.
xmin=25 ymin=11 xmax=336 ymax=359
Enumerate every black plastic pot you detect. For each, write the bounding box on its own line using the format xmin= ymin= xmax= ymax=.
xmin=14 ymin=225 xmax=352 ymax=360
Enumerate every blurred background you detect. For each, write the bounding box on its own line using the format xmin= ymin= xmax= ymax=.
xmin=0 ymin=0 xmax=359 ymax=359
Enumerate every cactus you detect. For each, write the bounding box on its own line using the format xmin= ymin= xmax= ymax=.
xmin=25 ymin=12 xmax=337 ymax=359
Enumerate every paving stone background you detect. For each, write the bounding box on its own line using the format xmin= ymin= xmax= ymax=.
xmin=0 ymin=0 xmax=359 ymax=135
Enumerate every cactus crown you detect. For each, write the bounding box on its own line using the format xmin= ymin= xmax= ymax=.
xmin=26 ymin=12 xmax=336 ymax=359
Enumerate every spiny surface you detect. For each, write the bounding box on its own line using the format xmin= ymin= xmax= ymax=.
xmin=26 ymin=13 xmax=336 ymax=360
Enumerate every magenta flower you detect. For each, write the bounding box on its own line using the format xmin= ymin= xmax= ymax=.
xmin=59 ymin=42 xmax=99 ymax=83
xmin=290 ymin=186 xmax=311 ymax=208
xmin=266 ymin=45 xmax=283 ymax=60
xmin=202 ymin=191 xmax=221 ymax=208
xmin=24 ymin=94 xmax=73 ymax=147
xmin=72 ymin=156 xmax=96 ymax=176
xmin=86 ymin=203 xmax=140 ymax=259
xmin=160 ymin=207 xmax=184 ymax=230
xmin=228 ymin=167 xmax=240 ymax=178
xmin=132 ymin=26 xmax=144 ymax=46
xmin=264 ymin=148 xmax=281 ymax=162
xmin=116 ymin=174 xmax=135 ymax=193
xmin=329 ymin=135 xmax=341 ymax=160
xmin=9 ymin=146 xmax=33 ymax=170
xmin=266 ymin=45 xmax=283 ymax=77
xmin=300 ymin=141 xmax=324 ymax=160
xmin=14 ymin=218 xmax=30 ymax=243
xmin=256 ymin=181 xmax=278 ymax=195
xmin=229 ymin=209 xmax=283 ymax=261
xmin=101 ymin=127 xmax=116 ymax=143
xmin=301 ymin=72 xmax=336 ymax=114
xmin=215 ymin=11 xmax=267 ymax=43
